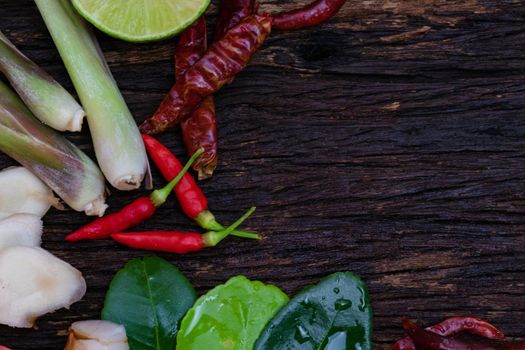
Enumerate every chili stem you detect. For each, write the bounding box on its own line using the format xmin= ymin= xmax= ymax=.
xmin=150 ymin=147 xmax=204 ymax=206
xmin=203 ymin=207 xmax=256 ymax=247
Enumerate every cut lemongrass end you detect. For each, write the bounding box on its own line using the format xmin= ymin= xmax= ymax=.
xmin=0 ymin=31 xmax=85 ymax=132
xmin=0 ymin=81 xmax=107 ymax=216
xmin=35 ymin=0 xmax=148 ymax=190
xmin=84 ymin=195 xmax=109 ymax=217
xmin=68 ymin=107 xmax=86 ymax=132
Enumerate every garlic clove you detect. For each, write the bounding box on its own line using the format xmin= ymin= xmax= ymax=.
xmin=0 ymin=214 xmax=42 ymax=250
xmin=65 ymin=320 xmax=129 ymax=350
xmin=0 ymin=246 xmax=86 ymax=328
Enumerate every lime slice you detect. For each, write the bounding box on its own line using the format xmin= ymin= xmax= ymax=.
xmin=71 ymin=0 xmax=210 ymax=42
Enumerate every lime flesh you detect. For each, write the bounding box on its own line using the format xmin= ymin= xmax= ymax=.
xmin=72 ymin=0 xmax=210 ymax=42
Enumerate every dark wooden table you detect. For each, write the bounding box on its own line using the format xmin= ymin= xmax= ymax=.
xmin=2 ymin=0 xmax=525 ymax=349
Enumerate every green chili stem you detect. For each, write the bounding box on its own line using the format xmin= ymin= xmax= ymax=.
xmin=150 ymin=148 xmax=204 ymax=206
xmin=203 ymin=207 xmax=256 ymax=247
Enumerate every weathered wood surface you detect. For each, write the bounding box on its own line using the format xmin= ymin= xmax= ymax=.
xmin=2 ymin=0 xmax=525 ymax=348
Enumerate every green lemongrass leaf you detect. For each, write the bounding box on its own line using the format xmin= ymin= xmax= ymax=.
xmin=0 ymin=80 xmax=107 ymax=216
xmin=102 ymin=257 xmax=196 ymax=350
xmin=0 ymin=31 xmax=85 ymax=132
xmin=0 ymin=125 xmax=63 ymax=169
xmin=177 ymin=276 xmax=289 ymax=350
xmin=254 ymin=272 xmax=373 ymax=350
xmin=35 ymin=0 xmax=148 ymax=190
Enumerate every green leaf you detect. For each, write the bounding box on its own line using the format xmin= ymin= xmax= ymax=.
xmin=254 ymin=272 xmax=373 ymax=350
xmin=177 ymin=276 xmax=289 ymax=350
xmin=102 ymin=257 xmax=196 ymax=350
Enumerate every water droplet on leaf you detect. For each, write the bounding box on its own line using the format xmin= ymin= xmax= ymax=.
xmin=335 ymin=298 xmax=352 ymax=311
xmin=294 ymin=325 xmax=312 ymax=344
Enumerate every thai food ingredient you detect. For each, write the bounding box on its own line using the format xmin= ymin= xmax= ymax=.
xmin=0 ymin=82 xmax=107 ymax=216
xmin=65 ymin=320 xmax=129 ymax=350
xmin=65 ymin=148 xmax=204 ymax=242
xmin=111 ymin=206 xmax=257 ymax=254
xmin=0 ymin=166 xmax=58 ymax=220
xmin=139 ymin=14 xmax=272 ymax=135
xmin=141 ymin=134 xmax=258 ymax=239
xmin=0 ymin=31 xmax=85 ymax=132
xmin=0 ymin=246 xmax=86 ymax=328
xmin=0 ymin=214 xmax=42 ymax=250
xmin=272 ymin=0 xmax=347 ymax=30
xmin=35 ymin=0 xmax=148 ymax=190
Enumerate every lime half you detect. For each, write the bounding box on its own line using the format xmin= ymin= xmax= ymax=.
xmin=71 ymin=0 xmax=210 ymax=42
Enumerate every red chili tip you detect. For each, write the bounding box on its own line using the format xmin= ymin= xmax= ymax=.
xmin=65 ymin=232 xmax=81 ymax=242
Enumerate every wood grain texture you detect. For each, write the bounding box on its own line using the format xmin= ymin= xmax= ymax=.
xmin=1 ymin=0 xmax=525 ymax=349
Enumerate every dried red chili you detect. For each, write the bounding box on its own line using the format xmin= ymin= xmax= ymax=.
xmin=175 ymin=17 xmax=218 ymax=179
xmin=111 ymin=207 xmax=255 ymax=254
xmin=141 ymin=134 xmax=259 ymax=239
xmin=272 ymin=0 xmax=347 ymax=31
xmin=392 ymin=316 xmax=505 ymax=350
xmin=139 ymin=14 xmax=272 ymax=135
xmin=402 ymin=318 xmax=525 ymax=350
xmin=215 ymin=0 xmax=257 ymax=39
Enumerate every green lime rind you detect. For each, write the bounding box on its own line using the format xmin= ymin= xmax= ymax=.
xmin=71 ymin=0 xmax=211 ymax=43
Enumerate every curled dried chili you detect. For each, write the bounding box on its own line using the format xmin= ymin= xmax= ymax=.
xmin=176 ymin=17 xmax=219 ymax=179
xmin=402 ymin=318 xmax=525 ymax=350
xmin=392 ymin=316 xmax=505 ymax=350
xmin=140 ymin=14 xmax=272 ymax=135
xmin=272 ymin=0 xmax=347 ymax=31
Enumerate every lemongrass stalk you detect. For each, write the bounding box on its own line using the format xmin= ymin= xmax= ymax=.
xmin=0 ymin=80 xmax=107 ymax=216
xmin=0 ymin=31 xmax=85 ymax=132
xmin=35 ymin=0 xmax=148 ymax=191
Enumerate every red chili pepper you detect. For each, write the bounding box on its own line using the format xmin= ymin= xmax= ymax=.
xmin=141 ymin=134 xmax=259 ymax=240
xmin=65 ymin=148 xmax=204 ymax=242
xmin=402 ymin=318 xmax=525 ymax=350
xmin=392 ymin=317 xmax=505 ymax=350
xmin=180 ymin=98 xmax=218 ymax=179
xmin=111 ymin=207 xmax=255 ymax=254
xmin=178 ymin=1 xmax=258 ymax=179
xmin=272 ymin=0 xmax=347 ymax=31
xmin=215 ymin=0 xmax=257 ymax=39
xmin=139 ymin=14 xmax=272 ymax=135
xmin=176 ymin=17 xmax=219 ymax=180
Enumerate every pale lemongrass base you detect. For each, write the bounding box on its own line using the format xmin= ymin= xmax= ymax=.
xmin=112 ymin=173 xmax=145 ymax=191
xmin=66 ymin=108 xmax=86 ymax=132
xmin=83 ymin=195 xmax=108 ymax=217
